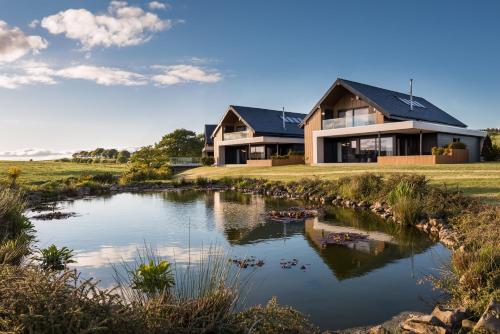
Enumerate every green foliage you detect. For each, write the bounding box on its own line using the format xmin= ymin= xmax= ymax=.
xmin=6 ymin=166 xmax=21 ymax=187
xmin=117 ymin=150 xmax=131 ymax=163
xmin=0 ymin=186 xmax=32 ymax=238
xmin=130 ymin=145 xmax=169 ymax=166
xmin=120 ymin=164 xmax=173 ymax=184
xmin=195 ymin=176 xmax=209 ymax=186
xmin=387 ymin=181 xmax=422 ymax=225
xmin=337 ymin=173 xmax=384 ymax=201
xmin=482 ymin=135 xmax=500 ymax=161
xmin=432 ymin=146 xmax=449 ymax=155
xmin=201 ymin=156 xmax=215 ymax=166
xmin=36 ymin=245 xmax=75 ymax=271
xmin=229 ymin=297 xmax=319 ymax=334
xmin=156 ymin=129 xmax=203 ymax=158
xmin=131 ymin=259 xmax=175 ymax=296
xmin=90 ymin=172 xmax=116 ymax=184
xmin=448 ymin=141 xmax=466 ymax=149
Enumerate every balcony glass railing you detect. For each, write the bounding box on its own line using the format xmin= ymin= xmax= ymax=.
xmin=322 ymin=113 xmax=377 ymax=130
xmin=223 ymin=131 xmax=248 ymax=140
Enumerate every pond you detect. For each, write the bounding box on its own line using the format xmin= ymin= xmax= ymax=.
xmin=31 ymin=190 xmax=450 ymax=330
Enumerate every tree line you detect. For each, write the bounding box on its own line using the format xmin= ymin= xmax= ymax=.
xmin=72 ymin=148 xmax=131 ymax=163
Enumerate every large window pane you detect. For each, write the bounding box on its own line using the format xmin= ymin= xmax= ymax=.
xmin=380 ymin=137 xmax=393 ymax=156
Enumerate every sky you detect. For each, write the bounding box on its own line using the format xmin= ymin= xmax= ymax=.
xmin=0 ymin=0 xmax=499 ymax=159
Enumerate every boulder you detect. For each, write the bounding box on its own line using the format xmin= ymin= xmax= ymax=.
xmin=473 ymin=299 xmax=500 ymax=333
xmin=431 ymin=305 xmax=467 ymax=329
xmin=401 ymin=315 xmax=447 ymax=334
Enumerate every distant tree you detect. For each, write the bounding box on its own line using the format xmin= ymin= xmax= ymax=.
xmin=482 ymin=135 xmax=498 ymax=161
xmin=156 ymin=129 xmax=203 ymax=158
xmin=130 ymin=146 xmax=168 ymax=166
xmin=92 ymin=148 xmax=105 ymax=157
xmin=103 ymin=149 xmax=118 ymax=159
xmin=117 ymin=150 xmax=131 ymax=163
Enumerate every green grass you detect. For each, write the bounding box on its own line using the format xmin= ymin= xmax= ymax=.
xmin=0 ymin=161 xmax=128 ymax=186
xmin=179 ymin=162 xmax=500 ymax=205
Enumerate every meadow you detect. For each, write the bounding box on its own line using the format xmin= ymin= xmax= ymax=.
xmin=180 ymin=162 xmax=500 ymax=204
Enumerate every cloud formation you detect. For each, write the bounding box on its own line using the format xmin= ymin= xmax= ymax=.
xmin=0 ymin=21 xmax=48 ymax=63
xmin=151 ymin=64 xmax=222 ymax=85
xmin=148 ymin=1 xmax=169 ymax=10
xmin=0 ymin=148 xmax=73 ymax=160
xmin=41 ymin=1 xmax=170 ymax=49
xmin=57 ymin=65 xmax=147 ymax=86
xmin=0 ymin=61 xmax=221 ymax=89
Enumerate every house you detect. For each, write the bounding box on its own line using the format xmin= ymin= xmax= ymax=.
xmin=300 ymin=78 xmax=487 ymax=164
xmin=202 ymin=124 xmax=217 ymax=158
xmin=212 ymin=105 xmax=306 ymax=166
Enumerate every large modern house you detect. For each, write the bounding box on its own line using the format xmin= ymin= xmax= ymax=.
xmin=300 ymin=78 xmax=486 ymax=164
xmin=202 ymin=124 xmax=216 ymax=158
xmin=212 ymin=105 xmax=306 ymax=166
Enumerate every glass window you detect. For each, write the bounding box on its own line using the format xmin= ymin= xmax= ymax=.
xmin=250 ymin=146 xmax=265 ymax=160
xmin=379 ymin=137 xmax=394 ymax=156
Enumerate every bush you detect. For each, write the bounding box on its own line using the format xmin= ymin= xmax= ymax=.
xmin=6 ymin=166 xmax=21 ymax=187
xmin=201 ymin=156 xmax=215 ymax=166
xmin=337 ymin=173 xmax=383 ymax=201
xmin=432 ymin=146 xmax=449 ymax=155
xmin=90 ymin=172 xmax=116 ymax=184
xmin=130 ymin=259 xmax=175 ymax=296
xmin=387 ymin=181 xmax=422 ymax=225
xmin=0 ymin=186 xmax=32 ymax=238
xmin=448 ymin=142 xmax=466 ymax=149
xmin=36 ymin=245 xmax=75 ymax=271
xmin=229 ymin=297 xmax=319 ymax=334
xmin=482 ymin=135 xmax=499 ymax=161
xmin=119 ymin=165 xmax=173 ymax=184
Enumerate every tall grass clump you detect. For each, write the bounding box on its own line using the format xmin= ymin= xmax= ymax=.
xmin=337 ymin=173 xmax=383 ymax=201
xmin=6 ymin=166 xmax=22 ymax=188
xmin=387 ymin=180 xmax=422 ymax=225
xmin=120 ymin=164 xmax=173 ymax=184
xmin=0 ymin=185 xmax=32 ymax=238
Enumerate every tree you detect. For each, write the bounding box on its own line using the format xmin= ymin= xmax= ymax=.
xmin=156 ymin=129 xmax=203 ymax=158
xmin=91 ymin=148 xmax=105 ymax=157
xmin=116 ymin=150 xmax=131 ymax=163
xmin=482 ymin=135 xmax=499 ymax=161
xmin=130 ymin=145 xmax=168 ymax=166
xmin=103 ymin=149 xmax=118 ymax=159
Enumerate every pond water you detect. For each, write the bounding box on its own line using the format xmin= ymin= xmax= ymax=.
xmin=31 ymin=190 xmax=450 ymax=330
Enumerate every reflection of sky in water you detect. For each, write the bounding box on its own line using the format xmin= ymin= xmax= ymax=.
xmin=32 ymin=191 xmax=450 ymax=330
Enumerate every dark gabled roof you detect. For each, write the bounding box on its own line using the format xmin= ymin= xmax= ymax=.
xmin=302 ymin=78 xmax=467 ymax=128
xmin=213 ymin=106 xmax=306 ymax=138
xmin=204 ymin=124 xmax=216 ymax=145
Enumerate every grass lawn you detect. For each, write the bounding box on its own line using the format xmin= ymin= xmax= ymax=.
xmin=180 ymin=162 xmax=500 ymax=205
xmin=0 ymin=161 xmax=128 ymax=186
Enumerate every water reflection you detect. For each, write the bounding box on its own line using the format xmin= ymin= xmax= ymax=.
xmin=32 ymin=190 xmax=449 ymax=330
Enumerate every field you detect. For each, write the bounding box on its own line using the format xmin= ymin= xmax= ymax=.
xmin=180 ymin=163 xmax=500 ymax=204
xmin=0 ymin=161 xmax=128 ymax=186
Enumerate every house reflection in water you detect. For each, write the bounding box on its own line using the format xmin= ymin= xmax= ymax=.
xmin=304 ymin=209 xmax=434 ymax=280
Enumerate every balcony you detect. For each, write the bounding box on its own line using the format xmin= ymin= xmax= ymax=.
xmin=322 ymin=113 xmax=377 ymax=130
xmin=223 ymin=131 xmax=248 ymax=140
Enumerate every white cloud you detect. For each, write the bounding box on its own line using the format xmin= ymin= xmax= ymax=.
xmin=41 ymin=1 xmax=171 ymax=50
xmin=29 ymin=19 xmax=40 ymax=28
xmin=148 ymin=1 xmax=169 ymax=10
xmin=56 ymin=65 xmax=147 ymax=86
xmin=0 ymin=148 xmax=73 ymax=160
xmin=151 ymin=64 xmax=222 ymax=85
xmin=0 ymin=21 xmax=48 ymax=63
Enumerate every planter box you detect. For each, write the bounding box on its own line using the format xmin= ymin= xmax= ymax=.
xmin=246 ymin=155 xmax=304 ymax=167
xmin=378 ymin=149 xmax=469 ymax=165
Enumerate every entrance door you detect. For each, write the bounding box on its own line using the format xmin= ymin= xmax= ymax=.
xmin=341 ymin=140 xmax=357 ymax=162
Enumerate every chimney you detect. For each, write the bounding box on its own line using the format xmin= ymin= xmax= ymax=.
xmin=409 ymin=79 xmax=414 ymax=111
xmin=282 ymin=107 xmax=286 ymax=130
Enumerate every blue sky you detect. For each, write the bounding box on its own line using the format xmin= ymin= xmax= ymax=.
xmin=0 ymin=0 xmax=499 ymax=159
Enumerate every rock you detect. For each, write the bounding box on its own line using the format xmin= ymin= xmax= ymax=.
xmin=474 ymin=299 xmax=500 ymax=333
xmin=431 ymin=305 xmax=467 ymax=329
xmin=461 ymin=319 xmax=476 ymax=331
xmin=401 ymin=316 xmax=447 ymax=334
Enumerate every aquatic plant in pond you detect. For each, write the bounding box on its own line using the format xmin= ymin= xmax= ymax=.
xmin=36 ymin=245 xmax=76 ymax=271
xmin=131 ymin=259 xmax=175 ymax=296
xmin=388 ymin=181 xmax=423 ymax=225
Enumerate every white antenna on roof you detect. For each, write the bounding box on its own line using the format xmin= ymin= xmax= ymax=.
xmin=282 ymin=107 xmax=286 ymax=130
xmin=409 ymin=79 xmax=414 ymax=111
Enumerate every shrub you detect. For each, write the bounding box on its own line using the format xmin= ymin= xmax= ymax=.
xmin=337 ymin=173 xmax=383 ymax=201
xmin=0 ymin=234 xmax=32 ymax=266
xmin=36 ymin=245 xmax=75 ymax=271
xmin=387 ymin=181 xmax=422 ymax=225
xmin=0 ymin=265 xmax=135 ymax=333
xmin=6 ymin=166 xmax=21 ymax=188
xmin=0 ymin=186 xmax=32 ymax=238
xmin=448 ymin=141 xmax=466 ymax=149
xmin=130 ymin=259 xmax=175 ymax=296
xmin=201 ymin=156 xmax=215 ymax=166
xmin=90 ymin=172 xmax=116 ymax=184
xmin=229 ymin=297 xmax=319 ymax=334
xmin=195 ymin=177 xmax=209 ymax=186
xmin=119 ymin=165 xmax=173 ymax=184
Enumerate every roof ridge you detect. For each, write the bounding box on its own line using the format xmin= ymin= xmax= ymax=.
xmin=339 ymin=78 xmax=427 ymax=100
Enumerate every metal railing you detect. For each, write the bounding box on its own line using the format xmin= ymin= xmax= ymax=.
xmin=223 ymin=131 xmax=248 ymax=140
xmin=169 ymin=157 xmax=201 ymax=166
xmin=322 ymin=113 xmax=377 ymax=130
